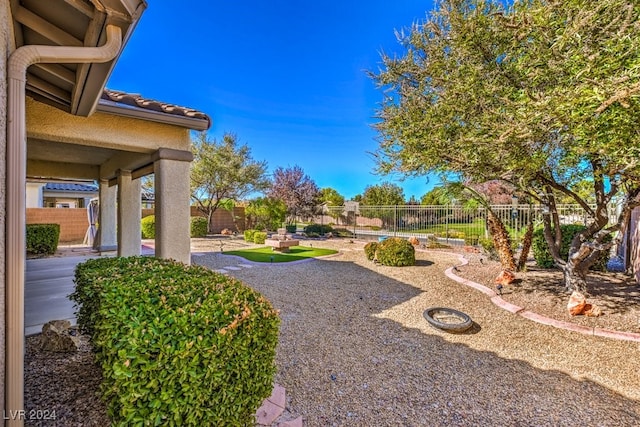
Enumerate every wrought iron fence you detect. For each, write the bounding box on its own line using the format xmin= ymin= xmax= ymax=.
xmin=306 ymin=204 xmax=618 ymax=246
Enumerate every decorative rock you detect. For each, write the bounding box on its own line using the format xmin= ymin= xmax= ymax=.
xmin=494 ymin=270 xmax=516 ymax=286
xmin=567 ymin=291 xmax=587 ymax=316
xmin=40 ymin=320 xmax=80 ymax=352
xmin=408 ymin=236 xmax=420 ymax=246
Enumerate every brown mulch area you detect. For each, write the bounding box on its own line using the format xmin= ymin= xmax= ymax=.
xmin=452 ymin=248 xmax=640 ymax=334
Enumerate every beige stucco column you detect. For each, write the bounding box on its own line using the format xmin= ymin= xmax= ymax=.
xmin=117 ymin=170 xmax=141 ymax=257
xmin=153 ymin=148 xmax=193 ymax=264
xmin=95 ymin=179 xmax=117 ymax=251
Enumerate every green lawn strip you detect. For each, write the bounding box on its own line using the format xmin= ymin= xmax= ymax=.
xmin=223 ymin=245 xmax=338 ymax=263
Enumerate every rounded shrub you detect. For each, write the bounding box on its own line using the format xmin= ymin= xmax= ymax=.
xmin=253 ymin=231 xmax=267 ymax=244
xmin=244 ymin=229 xmax=257 ymax=242
xmin=140 ymin=215 xmax=155 ymax=239
xmin=71 ymin=256 xmax=280 ymax=426
xmin=532 ymin=225 xmax=611 ymax=271
xmin=190 ymin=216 xmax=208 ymax=237
xmin=364 ymin=241 xmax=379 ymax=261
xmin=26 ymin=223 xmax=60 ymax=256
xmin=375 ymin=237 xmax=415 ymax=266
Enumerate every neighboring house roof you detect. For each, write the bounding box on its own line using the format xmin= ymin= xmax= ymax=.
xmin=44 ymin=183 xmax=98 ymax=193
xmin=98 ymin=89 xmax=211 ymax=131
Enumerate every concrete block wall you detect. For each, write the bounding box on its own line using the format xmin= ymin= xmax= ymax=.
xmin=26 ymin=208 xmax=89 ymax=243
xmin=142 ymin=206 xmax=245 ymax=234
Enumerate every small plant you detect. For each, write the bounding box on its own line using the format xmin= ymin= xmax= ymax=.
xmin=190 ymin=216 xmax=208 ymax=237
xmin=253 ymin=231 xmax=267 ymax=244
xmin=478 ymin=237 xmax=498 ymax=260
xmin=375 ymin=237 xmax=415 ymax=266
xmin=244 ymin=229 xmax=257 ymax=242
xmin=425 ymin=235 xmax=451 ymax=249
xmin=285 ymin=224 xmax=297 ymax=233
xmin=464 ymin=235 xmax=480 ymax=246
xmin=26 ymin=223 xmax=60 ymax=255
xmin=141 ymin=215 xmax=155 ymax=238
xmin=364 ymin=241 xmax=379 ymax=261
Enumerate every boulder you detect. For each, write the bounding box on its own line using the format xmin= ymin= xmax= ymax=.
xmin=567 ymin=291 xmax=587 ymax=316
xmin=494 ymin=270 xmax=516 ymax=286
xmin=407 ymin=236 xmax=419 ymax=246
xmin=40 ymin=320 xmax=80 ymax=352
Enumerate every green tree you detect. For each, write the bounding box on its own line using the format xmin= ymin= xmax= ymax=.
xmin=420 ymin=187 xmax=452 ymax=206
xmin=191 ymin=132 xmax=270 ymax=232
xmin=318 ymin=187 xmax=345 ymax=207
xmin=371 ymin=0 xmax=640 ymax=292
xmin=245 ymin=197 xmax=286 ymax=231
xmin=318 ymin=187 xmax=345 ymax=222
xmin=360 ymin=182 xmax=405 ymax=230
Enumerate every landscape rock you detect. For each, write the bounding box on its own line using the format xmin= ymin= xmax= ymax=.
xmin=40 ymin=320 xmax=80 ymax=352
xmin=567 ymin=291 xmax=587 ymax=316
xmin=494 ymin=270 xmax=516 ymax=286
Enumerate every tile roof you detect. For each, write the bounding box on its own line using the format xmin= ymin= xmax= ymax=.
xmin=44 ymin=183 xmax=98 ymax=193
xmin=101 ymin=89 xmax=211 ymax=128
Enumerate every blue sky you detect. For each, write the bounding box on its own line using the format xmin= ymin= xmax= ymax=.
xmin=107 ymin=1 xmax=439 ymax=201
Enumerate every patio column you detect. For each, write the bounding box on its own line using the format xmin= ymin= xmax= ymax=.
xmin=95 ymin=179 xmax=117 ymax=251
xmin=153 ymin=148 xmax=193 ymax=265
xmin=117 ymin=170 xmax=141 ymax=257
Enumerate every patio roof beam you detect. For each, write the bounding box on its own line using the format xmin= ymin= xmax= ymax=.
xmin=13 ymin=6 xmax=83 ymax=47
xmin=27 ymin=159 xmax=99 ymax=181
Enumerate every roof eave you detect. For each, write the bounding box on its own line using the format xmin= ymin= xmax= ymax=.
xmin=74 ymin=1 xmax=148 ymax=116
xmin=96 ymin=100 xmax=211 ymax=131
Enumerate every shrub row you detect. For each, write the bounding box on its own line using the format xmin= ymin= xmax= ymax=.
xmin=70 ymin=256 xmax=280 ymax=426
xmin=532 ymin=225 xmax=610 ymax=271
xmin=364 ymin=238 xmax=415 ymax=266
xmin=243 ymin=229 xmax=267 ymax=244
xmin=26 ymin=223 xmax=60 ymax=255
xmin=142 ymin=216 xmax=211 ymax=239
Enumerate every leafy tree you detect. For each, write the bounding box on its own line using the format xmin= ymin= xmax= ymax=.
xmin=268 ymin=165 xmax=320 ymax=224
xmin=245 ymin=197 xmax=286 ymax=231
xmin=318 ymin=187 xmax=346 ymax=222
xmin=318 ymin=187 xmax=345 ymax=207
xmin=371 ymin=0 xmax=640 ymax=292
xmin=360 ymin=182 xmax=405 ymax=229
xmin=191 ymin=132 xmax=270 ymax=232
xmin=420 ymin=187 xmax=452 ymax=206
xmin=361 ymin=182 xmax=405 ymax=206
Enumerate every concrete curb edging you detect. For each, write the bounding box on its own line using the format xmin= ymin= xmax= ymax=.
xmin=441 ymin=251 xmax=640 ymax=343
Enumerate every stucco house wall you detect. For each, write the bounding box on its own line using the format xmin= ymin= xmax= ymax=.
xmin=0 ymin=0 xmax=10 ymax=418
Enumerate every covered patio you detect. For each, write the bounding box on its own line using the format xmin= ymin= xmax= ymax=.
xmin=4 ymin=1 xmax=210 ymax=423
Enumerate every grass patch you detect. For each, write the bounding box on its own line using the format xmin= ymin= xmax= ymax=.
xmin=223 ymin=245 xmax=338 ymax=262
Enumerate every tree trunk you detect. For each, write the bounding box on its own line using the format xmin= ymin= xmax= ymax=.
xmin=562 ymin=259 xmax=589 ymax=294
xmin=516 ymin=221 xmax=534 ymax=271
xmin=487 ymin=210 xmax=517 ymax=271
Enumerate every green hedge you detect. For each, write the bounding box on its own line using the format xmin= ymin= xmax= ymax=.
xmin=364 ymin=242 xmax=378 ymax=261
xmin=26 ymin=223 xmax=60 ymax=255
xmin=375 ymin=237 xmax=415 ymax=267
xmin=244 ymin=229 xmax=257 ymax=242
xmin=253 ymin=231 xmax=267 ymax=244
xmin=532 ymin=225 xmax=611 ymax=271
xmin=190 ymin=217 xmax=208 ymax=238
xmin=141 ymin=215 xmax=155 ymax=239
xmin=70 ymin=256 xmax=280 ymax=426
xmin=304 ymin=223 xmax=333 ymax=235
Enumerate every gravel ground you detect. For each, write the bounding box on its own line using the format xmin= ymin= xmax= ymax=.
xmin=25 ymin=237 xmax=640 ymax=426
